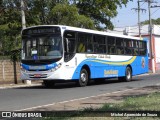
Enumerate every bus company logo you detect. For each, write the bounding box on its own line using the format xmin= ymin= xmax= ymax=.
xmin=141 ymin=57 xmax=145 ymax=68
xmin=104 ymin=70 xmax=118 ymax=76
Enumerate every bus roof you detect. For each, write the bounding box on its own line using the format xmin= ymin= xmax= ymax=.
xmin=24 ymin=25 xmax=141 ymax=40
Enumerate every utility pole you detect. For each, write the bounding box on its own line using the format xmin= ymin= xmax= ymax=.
xmin=132 ymin=0 xmax=146 ymax=37
xmin=11 ymin=0 xmax=27 ymax=84
xmin=21 ymin=0 xmax=31 ymax=84
xmin=148 ymin=0 xmax=154 ymax=73
xmin=21 ymin=0 xmax=26 ymax=29
xmin=147 ymin=0 xmax=158 ymax=73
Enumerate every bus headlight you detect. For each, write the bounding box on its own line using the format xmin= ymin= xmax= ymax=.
xmin=21 ymin=66 xmax=27 ymax=72
xmin=50 ymin=63 xmax=62 ymax=72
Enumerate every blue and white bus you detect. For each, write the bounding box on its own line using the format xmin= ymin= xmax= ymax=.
xmin=21 ymin=25 xmax=148 ymax=87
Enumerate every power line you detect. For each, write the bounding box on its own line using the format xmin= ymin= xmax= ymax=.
xmin=131 ymin=0 xmax=146 ymax=36
xmin=140 ymin=1 xmax=146 ymax=7
xmin=151 ymin=4 xmax=160 ymax=17
xmin=151 ymin=7 xmax=160 ymax=16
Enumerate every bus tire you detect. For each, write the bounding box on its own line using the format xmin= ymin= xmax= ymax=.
xmin=77 ymin=69 xmax=88 ymax=87
xmin=43 ymin=80 xmax=55 ymax=88
xmin=118 ymin=67 xmax=132 ymax=82
xmin=125 ymin=67 xmax=132 ymax=82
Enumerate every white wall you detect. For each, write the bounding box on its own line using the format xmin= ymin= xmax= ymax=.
xmin=110 ymin=25 xmax=160 ymax=37
xmin=155 ymin=37 xmax=160 ymax=63
xmin=153 ymin=25 xmax=160 ymax=35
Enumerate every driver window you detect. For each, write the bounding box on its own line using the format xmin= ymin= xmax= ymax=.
xmin=64 ymin=30 xmax=76 ymax=62
xmin=64 ymin=31 xmax=76 ymax=53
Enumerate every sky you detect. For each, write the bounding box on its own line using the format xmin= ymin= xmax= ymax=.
xmin=112 ymin=0 xmax=160 ymax=28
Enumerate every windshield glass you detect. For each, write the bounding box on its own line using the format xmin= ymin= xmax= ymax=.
xmin=22 ymin=35 xmax=63 ymax=60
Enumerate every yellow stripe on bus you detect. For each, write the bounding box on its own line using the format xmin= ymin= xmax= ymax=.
xmin=92 ymin=56 xmax=136 ymax=65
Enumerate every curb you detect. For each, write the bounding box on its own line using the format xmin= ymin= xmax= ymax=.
xmin=0 ymin=83 xmax=42 ymax=89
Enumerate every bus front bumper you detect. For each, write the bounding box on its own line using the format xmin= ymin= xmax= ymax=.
xmin=20 ymin=70 xmax=64 ymax=80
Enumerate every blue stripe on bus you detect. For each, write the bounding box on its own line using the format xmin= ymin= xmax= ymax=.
xmin=72 ymin=56 xmax=148 ymax=80
xmin=22 ymin=63 xmax=58 ymax=71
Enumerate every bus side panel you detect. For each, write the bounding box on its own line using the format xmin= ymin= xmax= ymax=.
xmin=132 ymin=56 xmax=148 ymax=76
xmin=71 ymin=59 xmax=127 ymax=79
xmin=72 ymin=55 xmax=148 ymax=80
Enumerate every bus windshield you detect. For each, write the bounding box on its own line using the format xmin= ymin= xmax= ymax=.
xmin=22 ymin=35 xmax=63 ymax=60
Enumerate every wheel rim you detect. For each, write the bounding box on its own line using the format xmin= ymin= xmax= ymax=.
xmin=81 ymin=72 xmax=87 ymax=83
xmin=127 ymin=70 xmax=131 ymax=79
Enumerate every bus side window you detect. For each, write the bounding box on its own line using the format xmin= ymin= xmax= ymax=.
xmin=78 ymin=42 xmax=86 ymax=52
xmin=116 ymin=37 xmax=124 ymax=55
xmin=109 ymin=46 xmax=116 ymax=54
xmin=77 ymin=32 xmax=92 ymax=53
xmin=107 ymin=36 xmax=116 ymax=54
xmin=124 ymin=39 xmax=133 ymax=55
xmin=87 ymin=44 xmax=92 ymax=53
xmin=132 ymin=41 xmax=139 ymax=55
xmin=93 ymin=35 xmax=106 ymax=54
xmin=139 ymin=41 xmax=147 ymax=56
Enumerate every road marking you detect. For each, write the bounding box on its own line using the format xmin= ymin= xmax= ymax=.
xmin=16 ymin=88 xmax=138 ymax=111
xmin=156 ymin=83 xmax=160 ymax=86
xmin=16 ymin=103 xmax=56 ymax=111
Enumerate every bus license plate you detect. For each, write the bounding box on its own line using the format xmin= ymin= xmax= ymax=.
xmin=34 ymin=74 xmax=42 ymax=77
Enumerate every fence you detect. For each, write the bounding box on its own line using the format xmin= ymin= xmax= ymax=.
xmin=0 ymin=60 xmax=21 ymax=84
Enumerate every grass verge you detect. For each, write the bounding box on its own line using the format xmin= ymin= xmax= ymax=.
xmin=43 ymin=92 xmax=160 ymax=120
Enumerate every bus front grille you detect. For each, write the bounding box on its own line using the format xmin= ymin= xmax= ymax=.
xmin=29 ymin=74 xmax=47 ymax=78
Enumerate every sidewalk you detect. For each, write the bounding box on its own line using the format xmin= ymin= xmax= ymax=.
xmin=0 ymin=82 xmax=42 ymax=89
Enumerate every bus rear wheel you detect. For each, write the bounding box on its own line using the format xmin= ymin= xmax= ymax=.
xmin=118 ymin=67 xmax=132 ymax=82
xmin=43 ymin=80 xmax=55 ymax=88
xmin=77 ymin=69 xmax=88 ymax=87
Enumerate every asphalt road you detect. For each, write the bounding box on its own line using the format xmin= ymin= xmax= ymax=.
xmin=0 ymin=73 xmax=160 ymax=111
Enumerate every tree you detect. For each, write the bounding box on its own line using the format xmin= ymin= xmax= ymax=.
xmin=25 ymin=0 xmax=133 ymax=30
xmin=141 ymin=18 xmax=160 ymax=25
xmin=25 ymin=1 xmax=95 ymax=29
xmin=0 ymin=0 xmax=133 ymax=58
xmin=72 ymin=0 xmax=133 ymax=30
xmin=49 ymin=4 xmax=95 ymax=29
xmin=0 ymin=0 xmax=21 ymax=56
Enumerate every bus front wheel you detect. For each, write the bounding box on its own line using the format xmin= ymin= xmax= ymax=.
xmin=77 ymin=69 xmax=88 ymax=87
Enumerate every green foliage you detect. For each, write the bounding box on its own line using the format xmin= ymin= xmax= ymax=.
xmin=73 ymin=0 xmax=133 ymax=30
xmin=0 ymin=0 xmax=133 ymax=60
xmin=0 ymin=0 xmax=21 ymax=57
xmin=49 ymin=4 xmax=95 ymax=29
xmin=141 ymin=18 xmax=160 ymax=25
xmin=101 ymin=92 xmax=160 ymax=111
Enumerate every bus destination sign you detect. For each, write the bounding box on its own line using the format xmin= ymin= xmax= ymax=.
xmin=22 ymin=27 xmax=61 ymax=35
